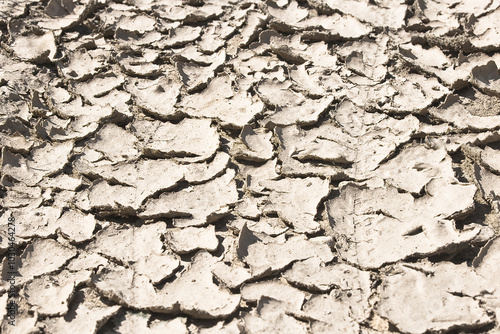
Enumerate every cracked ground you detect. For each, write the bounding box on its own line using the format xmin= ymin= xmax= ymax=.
xmin=1 ymin=0 xmax=500 ymax=333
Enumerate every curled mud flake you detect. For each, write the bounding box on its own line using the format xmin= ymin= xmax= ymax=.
xmin=87 ymin=123 xmax=139 ymax=163
xmin=245 ymin=216 xmax=289 ymax=236
xmin=40 ymin=0 xmax=96 ymax=31
xmin=0 ymin=296 xmax=41 ymax=333
xmin=242 ymin=297 xmax=309 ymax=334
xmin=261 ymin=177 xmax=329 ymax=234
xmin=66 ymin=252 xmax=109 ymax=272
xmin=23 ymin=269 xmax=91 ymax=316
xmin=474 ymin=164 xmax=500 ymax=212
xmin=160 ymin=25 xmax=203 ymax=48
xmin=256 ymin=79 xmax=304 ymax=108
xmin=337 ymin=36 xmax=389 ymax=81
xmin=373 ymin=144 xmax=455 ymax=194
xmin=9 ymin=32 xmax=57 ymax=64
xmin=238 ymin=158 xmax=280 ymax=194
xmin=299 ymin=14 xmax=372 ymax=41
xmin=184 ymin=151 xmax=231 ymax=184
xmin=265 ymin=95 xmax=335 ymax=127
xmin=289 ymin=64 xmax=344 ymax=97
xmin=166 ymin=225 xmax=219 ymax=254
xmin=232 ymin=125 xmax=274 ymax=162
xmin=45 ymin=0 xmax=76 ymax=17
xmin=7 ymin=206 xmax=61 ymax=239
xmin=349 ymin=73 xmax=449 ymax=114
xmin=52 ymin=209 xmax=97 ymax=243
xmin=307 ymin=0 xmax=406 ymax=29
xmin=470 ymin=61 xmax=500 ymax=97
xmin=268 ymin=0 xmax=309 ymax=26
xmin=474 ymin=237 xmax=500 ymax=300
xmin=189 ymin=318 xmax=241 ymax=334
xmin=116 ymin=14 xmax=156 ymax=34
xmin=283 ymin=257 xmax=371 ymax=299
xmin=126 ymin=75 xmax=182 ymax=120
xmin=1 ymin=238 xmax=77 ymax=287
xmin=132 ymin=253 xmax=180 ymax=285
xmin=0 ymin=0 xmax=36 ymax=21
xmin=58 ymin=49 xmax=106 ymax=81
xmin=92 ymin=264 xmax=167 ymax=311
xmin=116 ymin=50 xmax=161 ymax=77
xmin=471 ymin=8 xmax=500 ymax=51
xmin=142 ymin=118 xmax=219 ymax=162
xmin=1 ymin=140 xmax=73 ymax=186
xmin=43 ymin=288 xmax=121 ymax=334
xmin=0 ymin=132 xmax=33 ymax=153
xmin=158 ymin=251 xmax=241 ymax=319
xmin=86 ymin=222 xmax=165 ymax=263
xmin=241 ymin=280 xmax=306 ymax=313
xmin=429 ymin=94 xmax=500 ymax=131
xmin=159 ymin=3 xmax=223 ymax=23
xmin=276 ymin=101 xmax=420 ymax=178
xmin=235 ymin=11 xmax=268 ymax=47
xmin=75 ymin=71 xmax=125 ymax=100
xmin=199 ymin=21 xmax=238 ymax=53
xmin=180 ymin=75 xmax=265 ymax=128
xmin=211 ymin=262 xmax=252 ymax=289
xmin=302 ymin=295 xmax=360 ymax=333
xmin=112 ymin=312 xmax=189 ymax=334
xmin=481 ymin=146 xmax=500 ymax=173
xmin=0 ymin=184 xmax=43 ymax=208
xmin=176 ymin=49 xmax=226 ymax=93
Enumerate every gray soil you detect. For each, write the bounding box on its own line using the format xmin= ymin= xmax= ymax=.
xmin=1 ymin=0 xmax=500 ymax=333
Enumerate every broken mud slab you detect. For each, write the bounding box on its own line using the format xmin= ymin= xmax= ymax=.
xmin=377 ymin=260 xmax=494 ymax=333
xmin=276 ymin=101 xmax=420 ymax=178
xmin=372 ymin=143 xmax=455 ymax=194
xmin=92 ymin=252 xmax=240 ymax=319
xmin=1 ymin=141 xmax=73 ymax=186
xmin=140 ymin=170 xmax=238 ymax=226
xmin=179 ymin=74 xmax=265 ymax=128
xmin=237 ymin=224 xmax=334 ymax=277
xmin=327 ymin=178 xmax=481 ymax=269
xmin=141 ymin=118 xmax=219 ymax=162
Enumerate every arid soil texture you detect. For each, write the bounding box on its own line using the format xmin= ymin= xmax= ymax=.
xmin=1 ymin=0 xmax=500 ymax=333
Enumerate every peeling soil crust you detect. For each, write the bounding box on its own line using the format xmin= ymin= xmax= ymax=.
xmin=1 ymin=0 xmax=500 ymax=333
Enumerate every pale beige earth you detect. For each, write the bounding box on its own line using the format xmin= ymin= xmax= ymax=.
xmin=1 ymin=0 xmax=500 ymax=333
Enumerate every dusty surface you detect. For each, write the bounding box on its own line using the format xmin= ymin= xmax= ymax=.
xmin=1 ymin=0 xmax=500 ymax=333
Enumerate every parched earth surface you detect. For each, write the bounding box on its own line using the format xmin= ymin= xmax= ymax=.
xmin=1 ymin=0 xmax=500 ymax=333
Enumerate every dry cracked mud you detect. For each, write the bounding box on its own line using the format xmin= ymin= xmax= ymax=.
xmin=1 ymin=0 xmax=500 ymax=333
